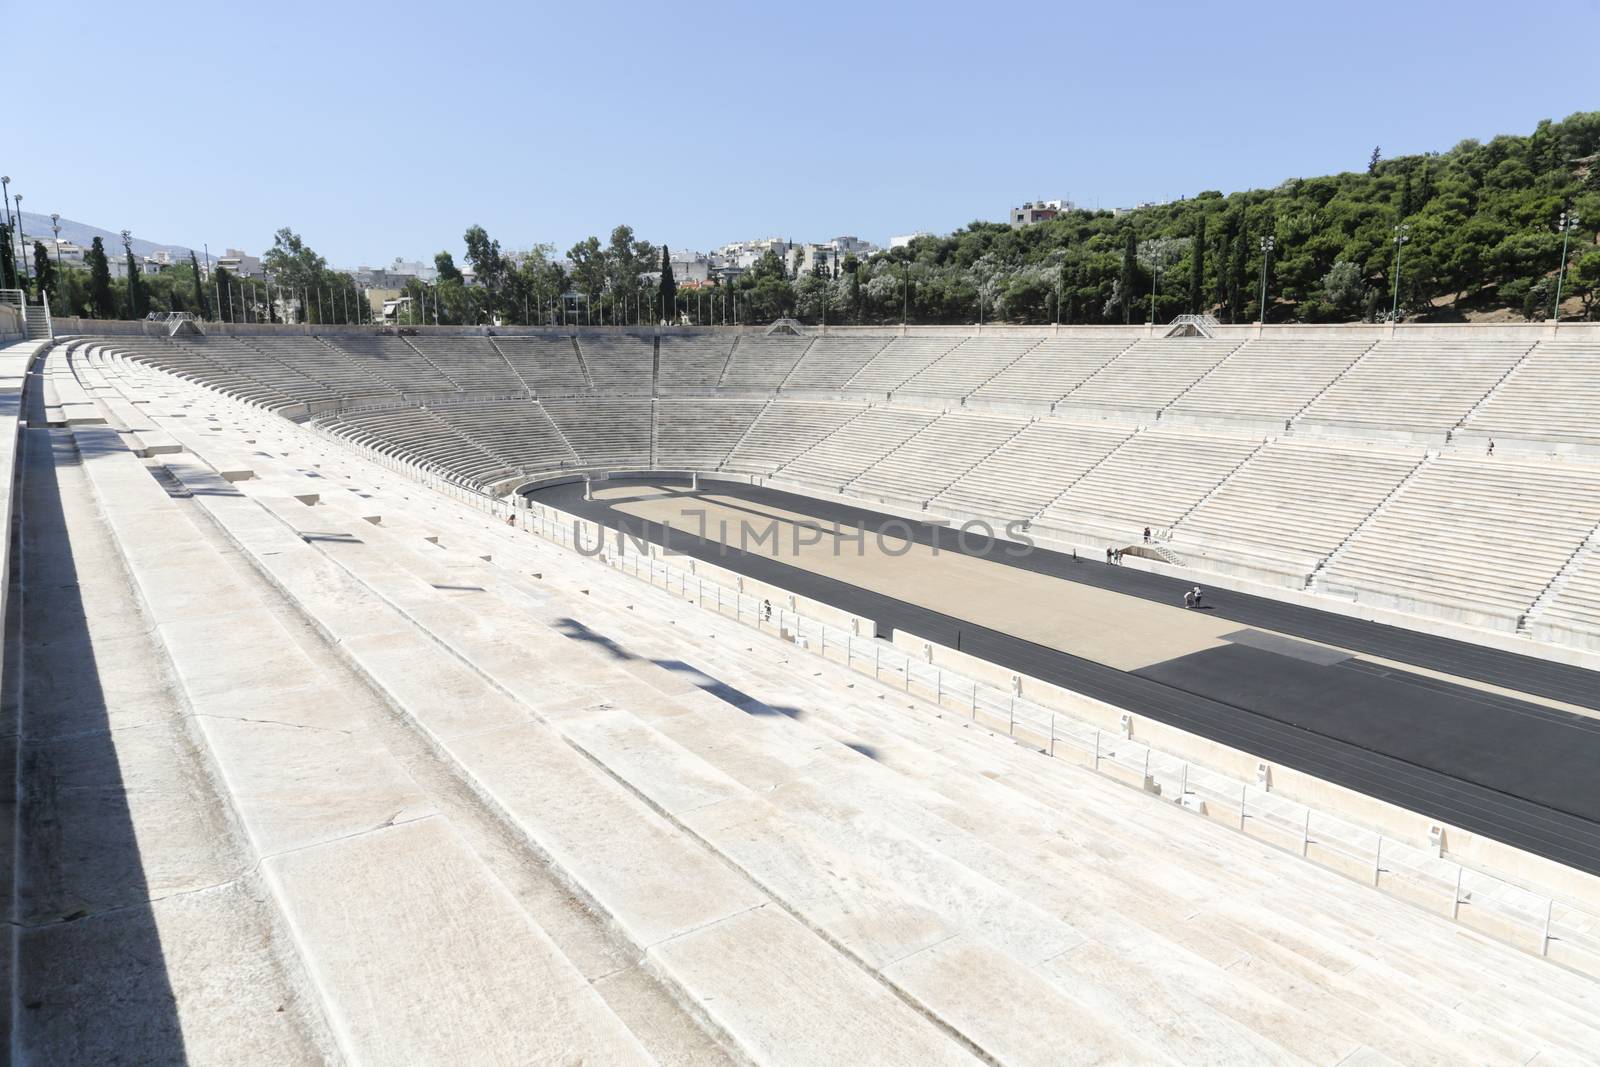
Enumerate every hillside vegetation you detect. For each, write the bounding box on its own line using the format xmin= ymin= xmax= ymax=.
xmin=839 ymin=111 xmax=1600 ymax=325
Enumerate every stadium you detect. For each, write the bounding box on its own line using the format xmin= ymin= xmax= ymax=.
xmin=2 ymin=308 xmax=1599 ymax=1063
xmin=9 ymin=0 xmax=1600 ymax=1058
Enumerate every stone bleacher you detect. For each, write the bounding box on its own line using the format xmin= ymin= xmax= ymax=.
xmin=101 ymin=327 xmax=1600 ymax=648
xmin=1322 ymin=456 xmax=1600 ymax=630
xmin=654 ymin=398 xmax=768 ymax=469
xmin=892 ymin=336 xmax=1040 ymax=400
xmin=322 ymin=334 xmax=463 ymax=395
xmin=848 ymin=410 xmax=1029 ymax=507
xmin=22 ymin=336 xmax=1600 ymax=1064
xmin=1037 ymin=428 xmax=1262 ymax=541
xmin=930 ymin=419 xmax=1133 ymax=523
xmin=1173 ymin=439 xmax=1423 ymax=581
xmin=1458 ymin=340 xmax=1600 ymax=451
xmin=658 ymin=334 xmax=735 ymax=394
xmin=719 ymin=335 xmax=813 ymax=393
xmin=842 ymin=336 xmax=964 ymax=396
xmin=776 ymin=405 xmax=940 ymax=491
xmin=780 ymin=335 xmax=893 ymax=392
xmin=491 ymin=335 xmax=589 ymax=394
xmin=540 ymin=395 xmax=655 ymax=469
xmin=1164 ymin=337 xmax=1374 ymax=430
xmin=576 ymin=334 xmax=655 ymax=394
xmin=430 ymin=398 xmax=579 ymax=475
xmin=1297 ymin=339 xmax=1532 ymax=443
xmin=722 ymin=399 xmax=868 ymax=475
xmin=1058 ymin=337 xmax=1241 ymax=420
xmin=968 ymin=337 xmax=1134 ymax=410
xmin=408 ymin=336 xmax=525 ymax=393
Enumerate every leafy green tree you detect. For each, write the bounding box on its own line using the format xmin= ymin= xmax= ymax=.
xmin=463 ymin=225 xmax=507 ymax=319
xmin=87 ymin=237 xmax=114 ymax=317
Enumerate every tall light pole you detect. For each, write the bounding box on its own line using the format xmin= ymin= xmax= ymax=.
xmin=1257 ymin=235 xmax=1274 ymax=324
xmin=121 ymin=229 xmax=135 ymax=320
xmin=902 ymin=261 xmax=909 ymax=327
xmin=1390 ymin=224 xmax=1409 ymax=322
xmin=13 ymin=194 xmax=27 ymax=290
xmin=1553 ymin=210 xmax=1580 ymax=324
xmin=1148 ymin=246 xmax=1163 ymax=325
xmin=50 ymin=213 xmax=62 ymax=282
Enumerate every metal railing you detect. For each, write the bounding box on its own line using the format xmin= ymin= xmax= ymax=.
xmin=515 ymin=494 xmax=1600 ymax=976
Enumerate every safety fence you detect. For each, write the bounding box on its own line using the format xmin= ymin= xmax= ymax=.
xmin=517 ymin=494 xmax=1600 ymax=977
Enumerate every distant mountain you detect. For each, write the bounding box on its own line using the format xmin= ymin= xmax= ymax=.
xmin=15 ymin=211 xmax=209 ymax=261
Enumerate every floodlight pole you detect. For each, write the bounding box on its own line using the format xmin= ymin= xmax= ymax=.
xmin=1390 ymin=225 xmax=1409 ymax=322
xmin=1553 ymin=210 xmax=1579 ymax=325
xmin=120 ymin=229 xmax=134 ymax=319
xmin=50 ymin=213 xmax=62 ymax=282
xmin=1257 ymin=235 xmax=1273 ymax=326
xmin=13 ymin=194 xmax=26 ymax=290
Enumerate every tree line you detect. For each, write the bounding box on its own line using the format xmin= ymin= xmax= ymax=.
xmin=22 ymin=110 xmax=1600 ymax=326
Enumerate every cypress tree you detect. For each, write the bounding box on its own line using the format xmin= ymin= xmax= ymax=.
xmin=1398 ymin=173 xmax=1413 ymax=220
xmin=125 ymin=248 xmax=149 ymax=318
xmin=0 ymin=223 xmax=14 ymax=289
xmin=33 ymin=241 xmax=54 ymax=299
xmin=87 ymin=237 xmax=114 ymax=318
xmin=658 ymin=246 xmax=677 ymax=322
xmin=215 ymin=266 xmax=234 ymax=321
xmin=1118 ymin=230 xmax=1137 ymax=324
xmin=1189 ymin=215 xmax=1207 ymax=313
xmin=1230 ymin=227 xmax=1248 ymax=322
xmin=1213 ymin=225 xmax=1231 ymax=320
xmin=190 ymin=251 xmax=208 ymax=318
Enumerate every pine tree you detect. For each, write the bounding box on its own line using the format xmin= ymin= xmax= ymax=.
xmin=1118 ymin=230 xmax=1137 ymax=324
xmin=1368 ymin=146 xmax=1382 ymax=174
xmin=1189 ymin=215 xmax=1207 ymax=313
xmin=658 ymin=246 xmax=677 ymax=323
xmin=190 ymin=251 xmax=208 ymax=318
xmin=87 ymin=237 xmax=114 ymax=318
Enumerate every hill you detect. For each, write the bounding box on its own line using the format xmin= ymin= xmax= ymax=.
xmin=832 ymin=111 xmax=1600 ymax=326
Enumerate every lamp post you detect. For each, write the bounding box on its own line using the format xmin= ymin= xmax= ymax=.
xmin=1257 ymin=235 xmax=1274 ymax=325
xmin=0 ymin=176 xmax=12 ymax=288
xmin=1390 ymin=224 xmax=1409 ymax=322
xmin=902 ymin=261 xmax=909 ymax=327
xmin=120 ymin=230 xmax=135 ymax=320
xmin=1553 ymin=210 xmax=1580 ymax=325
xmin=1148 ymin=247 xmax=1164 ymax=326
xmin=50 ymin=213 xmax=62 ymax=282
xmin=13 ymin=194 xmax=27 ymax=290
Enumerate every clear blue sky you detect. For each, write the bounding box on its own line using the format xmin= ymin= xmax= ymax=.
xmin=16 ymin=0 xmax=1597 ymax=266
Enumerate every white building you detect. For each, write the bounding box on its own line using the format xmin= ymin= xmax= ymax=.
xmin=889 ymin=232 xmax=932 ymax=249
